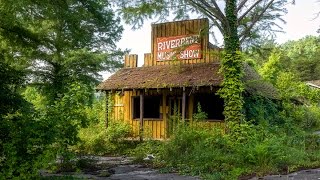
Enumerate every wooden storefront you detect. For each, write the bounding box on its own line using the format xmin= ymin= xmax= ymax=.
xmin=97 ymin=18 xmax=235 ymax=139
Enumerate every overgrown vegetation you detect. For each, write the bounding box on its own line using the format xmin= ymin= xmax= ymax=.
xmin=155 ymin=121 xmax=320 ymax=179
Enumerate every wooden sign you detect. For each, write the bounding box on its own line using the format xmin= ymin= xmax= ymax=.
xmin=156 ymin=34 xmax=201 ymax=61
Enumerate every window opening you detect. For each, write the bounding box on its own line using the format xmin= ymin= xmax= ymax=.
xmin=133 ymin=96 xmax=161 ymax=119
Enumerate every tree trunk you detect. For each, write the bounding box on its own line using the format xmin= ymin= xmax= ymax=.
xmin=219 ymin=0 xmax=244 ymax=124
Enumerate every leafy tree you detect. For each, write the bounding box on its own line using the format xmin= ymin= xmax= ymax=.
xmin=0 ymin=0 xmax=125 ymax=100
xmin=280 ymin=36 xmax=320 ymax=81
xmin=0 ymin=1 xmax=124 ymax=177
xmin=0 ymin=61 xmax=53 ymax=178
xmin=259 ymin=50 xmax=282 ymax=84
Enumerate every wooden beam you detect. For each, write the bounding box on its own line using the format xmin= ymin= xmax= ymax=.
xmin=139 ymin=92 xmax=144 ymax=141
xmin=182 ymin=89 xmax=186 ymax=122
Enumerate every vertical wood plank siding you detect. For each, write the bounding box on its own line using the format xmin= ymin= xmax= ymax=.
xmin=124 ymin=54 xmax=138 ymax=68
xmin=109 ymin=88 xmax=223 ymax=140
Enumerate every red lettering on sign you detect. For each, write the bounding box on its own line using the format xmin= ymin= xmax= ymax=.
xmin=156 ymin=34 xmax=201 ymax=61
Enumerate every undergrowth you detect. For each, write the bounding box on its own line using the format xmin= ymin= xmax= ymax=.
xmin=75 ymin=121 xmax=134 ymax=155
xmin=156 ymin=121 xmax=320 ymax=179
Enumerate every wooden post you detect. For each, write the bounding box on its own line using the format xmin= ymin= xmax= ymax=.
xmin=182 ymin=89 xmax=186 ymax=122
xmin=124 ymin=54 xmax=138 ymax=68
xmin=162 ymin=92 xmax=167 ymax=138
xmin=144 ymin=53 xmax=152 ymax=67
xmin=139 ymin=92 xmax=144 ymax=141
xmin=105 ymin=91 xmax=109 ymax=128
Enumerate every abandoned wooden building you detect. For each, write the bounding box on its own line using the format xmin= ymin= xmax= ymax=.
xmin=97 ymin=18 xmax=276 ymax=140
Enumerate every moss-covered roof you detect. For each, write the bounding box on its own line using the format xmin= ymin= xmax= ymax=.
xmin=97 ymin=62 xmax=278 ymax=99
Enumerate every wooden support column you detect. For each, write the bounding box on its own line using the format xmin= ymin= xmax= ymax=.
xmin=105 ymin=91 xmax=109 ymax=128
xmin=139 ymin=92 xmax=144 ymax=141
xmin=162 ymin=92 xmax=167 ymax=138
xmin=182 ymin=88 xmax=186 ymax=122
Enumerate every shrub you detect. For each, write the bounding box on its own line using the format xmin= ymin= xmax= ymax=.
xmin=75 ymin=120 xmax=132 ymax=155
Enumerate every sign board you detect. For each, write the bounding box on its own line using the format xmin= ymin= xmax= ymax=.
xmin=156 ymin=34 xmax=201 ymax=61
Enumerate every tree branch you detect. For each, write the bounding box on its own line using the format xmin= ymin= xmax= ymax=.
xmin=238 ymin=0 xmax=266 ymax=23
xmin=237 ymin=0 xmax=249 ymax=12
xmin=209 ymin=0 xmax=227 ymax=22
xmin=187 ymin=0 xmax=224 ymax=33
xmin=192 ymin=0 xmax=226 ymax=24
xmin=239 ymin=0 xmax=274 ymax=44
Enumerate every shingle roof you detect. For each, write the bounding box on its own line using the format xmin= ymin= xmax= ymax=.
xmin=97 ymin=62 xmax=278 ymax=99
xmin=97 ymin=63 xmax=222 ymax=90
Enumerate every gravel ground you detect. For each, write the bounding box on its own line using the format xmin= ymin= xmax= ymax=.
xmin=249 ymin=169 xmax=320 ymax=180
xmin=41 ymin=156 xmax=200 ymax=180
xmin=42 ymin=156 xmax=320 ymax=180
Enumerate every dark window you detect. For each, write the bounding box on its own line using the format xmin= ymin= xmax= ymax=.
xmin=133 ymin=96 xmax=161 ymax=119
xmin=194 ymin=93 xmax=224 ymax=120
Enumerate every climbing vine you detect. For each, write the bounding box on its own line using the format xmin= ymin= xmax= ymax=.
xmin=217 ymin=51 xmax=244 ymax=123
xmin=217 ymin=0 xmax=245 ymax=124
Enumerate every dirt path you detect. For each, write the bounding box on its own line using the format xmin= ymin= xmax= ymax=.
xmin=41 ymin=156 xmax=200 ymax=180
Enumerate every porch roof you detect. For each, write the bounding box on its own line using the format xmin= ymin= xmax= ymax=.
xmin=97 ymin=62 xmax=278 ymax=99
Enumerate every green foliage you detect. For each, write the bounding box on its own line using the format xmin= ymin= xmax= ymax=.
xmin=256 ymin=35 xmax=320 ymax=82
xmin=0 ymin=61 xmax=51 ymax=178
xmin=75 ymin=96 xmax=132 ymax=155
xmin=281 ymin=36 xmax=320 ymax=81
xmin=131 ymin=141 xmax=164 ymax=163
xmin=22 ymin=86 xmax=48 ymax=111
xmin=1 ymin=1 xmax=124 ymax=178
xmin=259 ymin=51 xmax=282 ymax=84
xmin=76 ymin=121 xmax=132 ymax=155
xmin=167 ymin=102 xmax=182 ymax=136
xmin=244 ymin=95 xmax=282 ymax=125
xmin=192 ymin=102 xmax=208 ymax=121
xmin=0 ymin=61 xmax=26 ymax=115
xmin=47 ymin=82 xmax=92 ymax=151
xmin=158 ymin=121 xmax=320 ymax=179
xmin=1 ymin=0 xmax=125 ymax=100
xmin=218 ymin=51 xmax=245 ymax=124
xmin=106 ymin=122 xmax=132 ymax=144
xmin=0 ymin=113 xmax=51 ymax=179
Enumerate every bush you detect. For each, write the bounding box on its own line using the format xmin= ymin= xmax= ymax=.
xmin=75 ymin=120 xmax=132 ymax=155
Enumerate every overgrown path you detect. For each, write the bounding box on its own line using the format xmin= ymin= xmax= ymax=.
xmin=41 ymin=156 xmax=200 ymax=180
xmin=41 ymin=156 xmax=320 ymax=179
